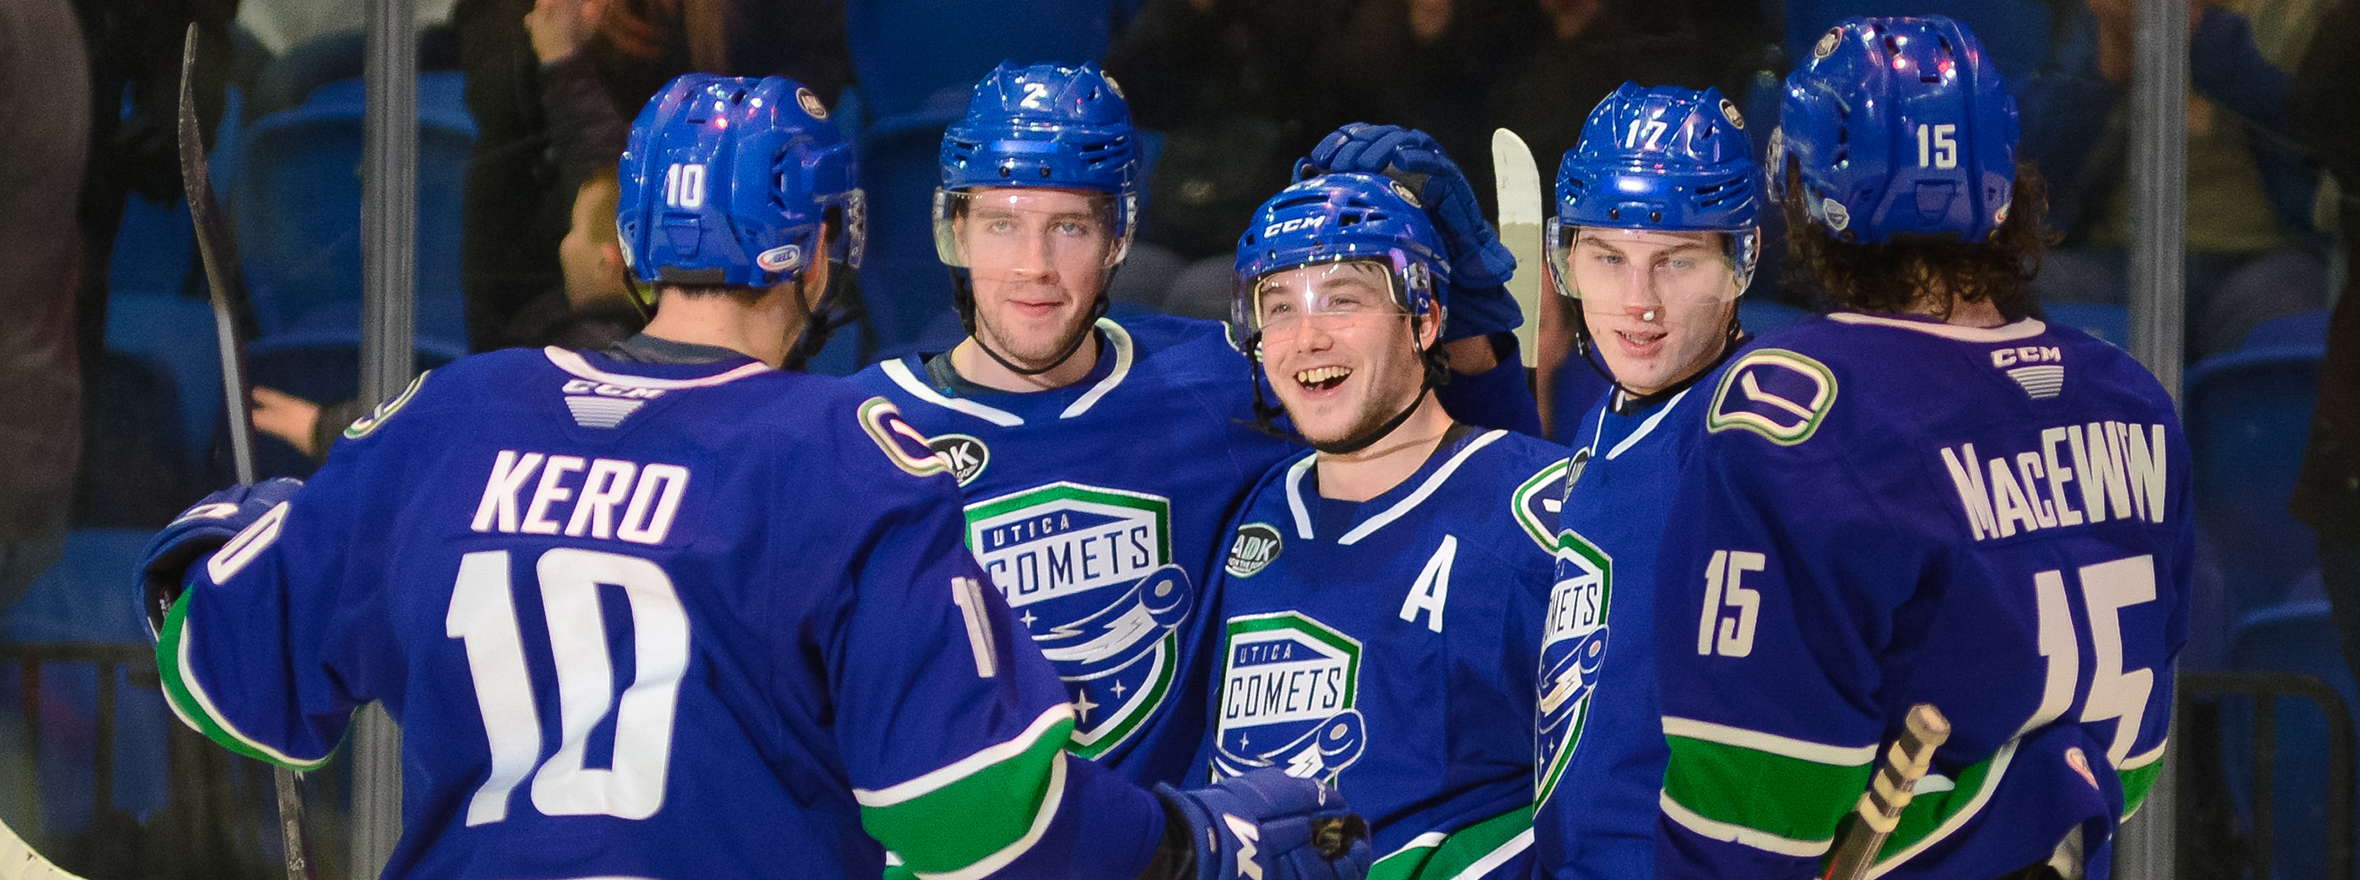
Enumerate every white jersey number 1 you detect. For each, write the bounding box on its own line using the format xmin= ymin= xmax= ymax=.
xmin=448 ymin=547 xmax=691 ymax=825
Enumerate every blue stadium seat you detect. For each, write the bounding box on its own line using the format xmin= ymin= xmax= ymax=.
xmin=2044 ymin=302 xmax=2130 ymax=348
xmin=229 ymin=71 xmax=475 ymax=339
xmin=2220 ymin=596 xmax=2360 ymax=880
xmin=1 ymin=529 xmax=174 ymax=835
xmin=2243 ymin=308 xmax=2331 ymax=350
xmin=104 ymin=292 xmax=222 ymax=475
xmin=2184 ymin=344 xmax=2325 ymax=621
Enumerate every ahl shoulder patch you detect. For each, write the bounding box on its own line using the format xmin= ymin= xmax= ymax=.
xmin=858 ymin=396 xmax=949 ymax=478
xmin=1707 ymin=350 xmax=1837 ymax=446
xmin=343 ymin=370 xmax=430 ymax=440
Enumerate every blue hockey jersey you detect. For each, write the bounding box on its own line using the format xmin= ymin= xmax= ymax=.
xmin=154 ymin=345 xmax=1169 ymax=880
xmin=1205 ymin=427 xmax=1564 ymax=880
xmin=1651 ymin=313 xmax=2192 ymax=880
xmin=850 ymin=314 xmax=1299 ymax=787
xmin=1535 ymin=338 xmax=1755 ymax=880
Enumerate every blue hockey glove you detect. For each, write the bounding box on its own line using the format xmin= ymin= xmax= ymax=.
xmin=1301 ymin=123 xmax=1521 ymax=341
xmin=138 ymin=477 xmax=304 ymax=641
xmin=1154 ymin=768 xmax=1371 ymax=880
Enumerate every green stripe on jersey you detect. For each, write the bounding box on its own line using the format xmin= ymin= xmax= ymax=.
xmin=155 ymin=591 xmax=333 ymax=771
xmin=1662 ymin=731 xmax=1872 ymax=846
xmin=1370 ymin=806 xmax=1534 ymax=880
xmin=2120 ymin=744 xmax=2167 ymax=818
xmin=859 ymin=714 xmax=1075 ymax=874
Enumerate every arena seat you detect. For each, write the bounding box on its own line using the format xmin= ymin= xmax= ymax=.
xmin=229 ymin=71 xmax=475 ymax=339
xmin=2219 ymin=595 xmax=2360 ymax=880
xmin=2183 ymin=342 xmax=2324 ymax=621
xmin=2043 ymin=301 xmax=2130 ymax=348
xmin=104 ymin=292 xmax=222 ymax=476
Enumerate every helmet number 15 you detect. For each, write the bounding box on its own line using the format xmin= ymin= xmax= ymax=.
xmin=664 ymin=162 xmax=707 ymax=209
xmin=1915 ymin=124 xmax=1959 ymax=170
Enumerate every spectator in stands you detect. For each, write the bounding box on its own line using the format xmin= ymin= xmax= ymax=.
xmin=2290 ymin=0 xmax=2360 ymax=691
xmin=251 ymin=170 xmax=642 ymax=460
xmin=0 ymin=0 xmax=89 ymax=841
xmin=453 ymin=0 xmax=846 ymax=352
xmin=2023 ymin=0 xmax=2328 ymax=360
xmin=2 ymin=0 xmax=91 ymax=608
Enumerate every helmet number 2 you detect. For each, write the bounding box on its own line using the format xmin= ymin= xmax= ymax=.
xmin=1020 ymin=81 xmax=1050 ymax=110
xmin=1915 ymin=124 xmax=1959 ymax=170
xmin=664 ymin=162 xmax=707 ymax=209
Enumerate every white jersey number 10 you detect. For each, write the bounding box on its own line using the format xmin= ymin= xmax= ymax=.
xmin=448 ymin=547 xmax=690 ymax=826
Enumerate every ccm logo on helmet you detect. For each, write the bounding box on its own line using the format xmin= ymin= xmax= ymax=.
xmin=1263 ymin=216 xmax=1327 ymax=238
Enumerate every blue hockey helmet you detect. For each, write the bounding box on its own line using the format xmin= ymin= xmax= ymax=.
xmin=1774 ymin=15 xmax=2020 ymax=244
xmin=1232 ymin=173 xmax=1449 ymax=351
xmin=1549 ymin=82 xmax=1763 ymax=301
xmin=936 ymin=61 xmax=1139 ymax=267
xmin=618 ymin=74 xmax=865 ymax=303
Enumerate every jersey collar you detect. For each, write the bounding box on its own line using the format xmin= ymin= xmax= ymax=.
xmin=1826 ymin=311 xmax=2048 ymax=342
xmin=880 ymin=318 xmax=1138 ymax=426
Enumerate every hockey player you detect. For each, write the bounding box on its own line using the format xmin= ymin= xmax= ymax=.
xmin=1203 ymin=172 xmax=1562 ymax=879
xmin=1651 ymin=17 xmax=2191 ymax=880
xmin=132 ymin=73 xmax=1370 ymax=880
xmin=1531 ymin=82 xmax=1764 ymax=880
xmin=849 ymin=63 xmax=1535 ymax=788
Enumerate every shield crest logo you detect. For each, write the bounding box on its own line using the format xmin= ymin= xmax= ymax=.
xmin=1212 ymin=612 xmax=1366 ymax=783
xmin=965 ymin=482 xmax=1188 ymax=758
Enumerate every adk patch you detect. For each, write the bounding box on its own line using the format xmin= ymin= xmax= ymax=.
xmin=1213 ymin=612 xmax=1365 ymax=783
xmin=965 ymin=482 xmax=1188 ymax=758
xmin=1535 ymin=529 xmax=1612 ymax=808
xmin=1707 ymin=349 xmax=1838 ymax=446
xmin=927 ymin=433 xmax=989 ymax=486
xmin=1225 ymin=522 xmax=1283 ymax=578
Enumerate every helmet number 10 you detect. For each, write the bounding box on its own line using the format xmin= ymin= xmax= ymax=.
xmin=664 ymin=163 xmax=708 ymax=209
xmin=1916 ymin=124 xmax=1959 ymax=170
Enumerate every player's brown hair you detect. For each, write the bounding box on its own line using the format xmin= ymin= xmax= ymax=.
xmin=1779 ymin=159 xmax=2053 ymax=321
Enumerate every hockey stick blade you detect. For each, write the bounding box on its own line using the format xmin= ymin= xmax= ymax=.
xmin=1822 ymin=704 xmax=1952 ymax=880
xmin=0 ymin=815 xmax=86 ymax=880
xmin=180 ymin=29 xmax=310 ymax=880
xmin=178 ymin=23 xmax=259 ymax=486
xmin=1489 ymin=128 xmax=1544 ymax=366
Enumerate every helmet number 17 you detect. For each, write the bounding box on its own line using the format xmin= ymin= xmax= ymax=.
xmin=1915 ymin=124 xmax=1958 ymax=170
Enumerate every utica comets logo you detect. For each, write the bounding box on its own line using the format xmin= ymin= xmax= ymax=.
xmin=1214 ymin=612 xmax=1365 ymax=784
xmin=966 ymin=482 xmax=1185 ymax=758
xmin=1535 ymin=530 xmax=1612 ymax=807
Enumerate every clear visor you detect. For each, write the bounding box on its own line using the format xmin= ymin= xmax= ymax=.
xmin=933 ymin=188 xmax=1129 ymax=273
xmin=1545 ymin=220 xmax=1755 ymax=309
xmin=1235 ymin=257 xmax=1419 ymax=341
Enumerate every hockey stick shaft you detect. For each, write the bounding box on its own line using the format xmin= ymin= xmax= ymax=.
xmin=1822 ymin=703 xmax=1951 ymax=880
xmin=1489 ymin=128 xmax=1544 ymax=368
xmin=0 ymin=814 xmax=84 ymax=880
xmin=179 ymin=24 xmax=311 ymax=880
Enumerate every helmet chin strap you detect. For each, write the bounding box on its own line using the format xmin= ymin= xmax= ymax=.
xmin=950 ymin=267 xmax=1115 ymax=378
xmin=782 ymin=263 xmax=858 ymax=371
xmin=1258 ymin=320 xmax=1449 ymax=456
xmin=1576 ymin=307 xmax=1750 ymax=417
xmin=974 ymin=296 xmax=1108 ymax=377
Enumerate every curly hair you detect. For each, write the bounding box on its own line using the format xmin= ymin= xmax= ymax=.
xmin=1780 ymin=160 xmax=2054 ymax=321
